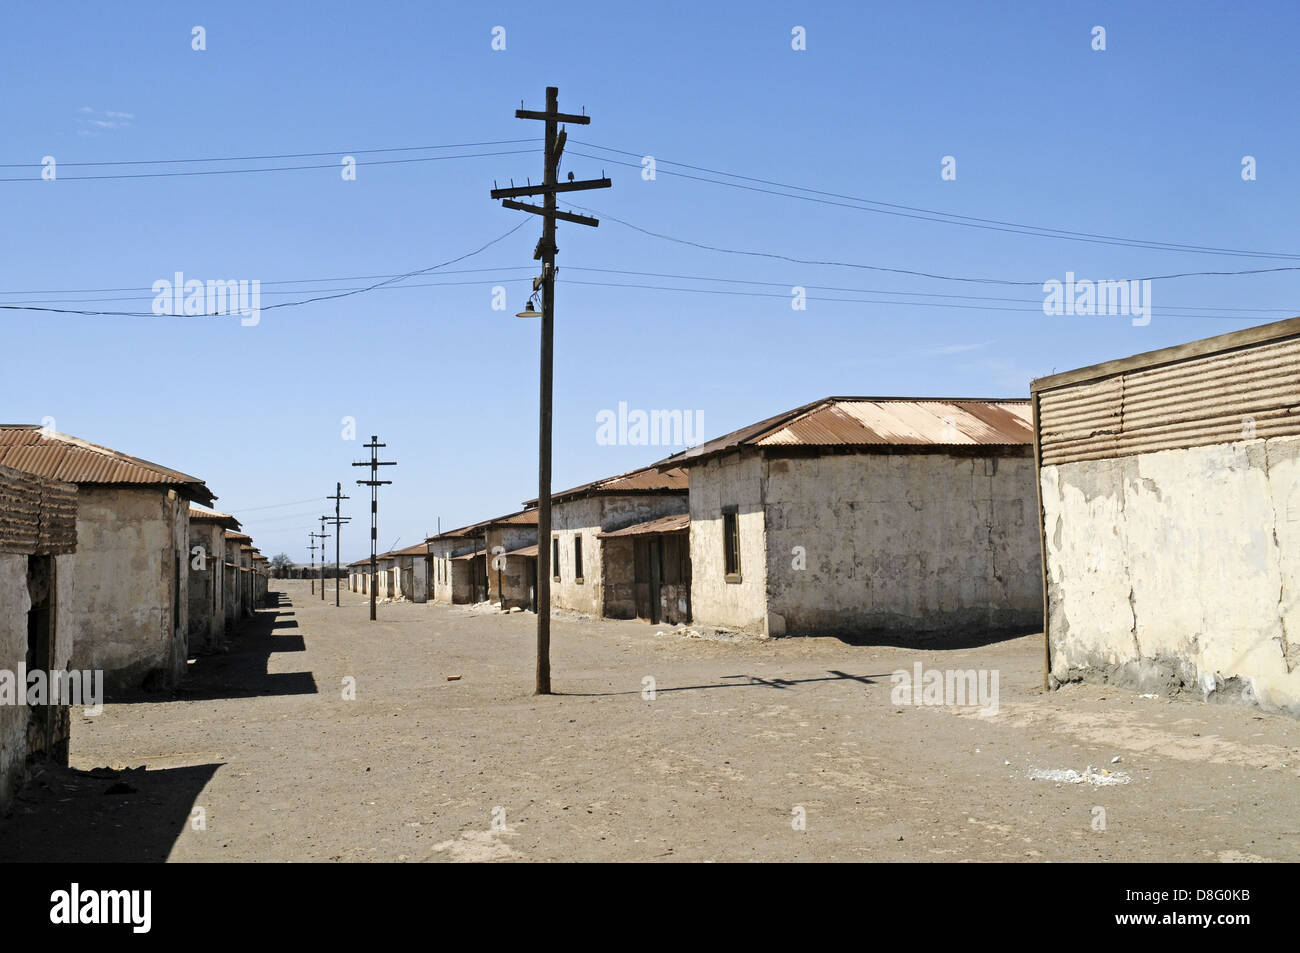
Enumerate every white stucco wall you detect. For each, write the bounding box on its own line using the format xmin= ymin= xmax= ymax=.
xmin=688 ymin=453 xmax=770 ymax=634
xmin=1043 ymin=434 xmax=1300 ymax=715
xmin=764 ymin=452 xmax=1041 ymax=637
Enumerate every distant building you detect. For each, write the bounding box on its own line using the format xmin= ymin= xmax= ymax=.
xmin=1033 ymin=317 xmax=1300 ymax=714
xmin=187 ymin=505 xmax=241 ymax=652
xmin=428 ymin=524 xmax=487 ymax=605
xmin=658 ymin=396 xmax=1041 ymax=639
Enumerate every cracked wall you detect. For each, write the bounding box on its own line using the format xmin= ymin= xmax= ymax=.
xmin=1043 ymin=434 xmax=1300 ymax=714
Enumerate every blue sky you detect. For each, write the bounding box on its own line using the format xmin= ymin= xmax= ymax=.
xmin=1 ymin=1 xmax=1296 ymax=562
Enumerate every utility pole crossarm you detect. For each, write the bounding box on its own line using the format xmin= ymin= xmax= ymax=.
xmin=490 ymin=177 xmax=612 ymax=200
xmin=499 ymin=200 xmax=600 ymax=227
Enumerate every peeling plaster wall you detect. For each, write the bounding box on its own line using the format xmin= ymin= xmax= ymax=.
xmin=1043 ymin=435 xmax=1300 ymax=715
xmin=63 ymin=486 xmax=187 ymax=691
xmin=688 ymin=453 xmax=771 ymax=635
xmin=765 ymin=452 xmax=1041 ymax=637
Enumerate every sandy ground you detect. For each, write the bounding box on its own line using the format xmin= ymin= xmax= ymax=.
xmin=2 ymin=578 xmax=1297 ymax=862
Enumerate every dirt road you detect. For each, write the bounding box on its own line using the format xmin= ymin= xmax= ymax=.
xmin=3 ymin=579 xmax=1297 ymax=862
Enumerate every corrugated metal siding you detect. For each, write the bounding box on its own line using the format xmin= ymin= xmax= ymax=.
xmin=0 ymin=464 xmax=77 ymax=555
xmin=1038 ymin=334 xmax=1300 ymax=466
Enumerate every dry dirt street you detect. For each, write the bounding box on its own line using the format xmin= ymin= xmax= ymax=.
xmin=3 ymin=578 xmax=1298 ymax=862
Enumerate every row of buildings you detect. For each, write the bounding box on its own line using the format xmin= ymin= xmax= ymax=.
xmin=348 ymin=317 xmax=1300 ymax=716
xmin=0 ymin=426 xmax=271 ymax=811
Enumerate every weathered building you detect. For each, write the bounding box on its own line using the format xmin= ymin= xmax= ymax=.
xmin=598 ymin=512 xmax=692 ymax=624
xmin=484 ymin=510 xmax=538 ymax=611
xmin=392 ymin=542 xmax=431 ymax=603
xmin=1033 ymin=317 xmax=1300 ymax=714
xmin=187 ymin=505 xmax=241 ymax=652
xmin=223 ymin=531 xmax=249 ymax=625
xmin=658 ymin=397 xmax=1041 ymax=639
xmin=428 ymin=524 xmax=487 ymax=604
xmin=0 ymin=427 xmax=215 ymax=691
xmin=0 ymin=464 xmax=78 ymax=813
xmin=527 ymin=464 xmax=689 ymax=617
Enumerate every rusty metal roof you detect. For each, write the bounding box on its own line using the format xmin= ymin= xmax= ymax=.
xmin=452 ymin=549 xmax=486 ymax=561
xmin=523 ymin=463 xmax=689 ymax=508
xmin=0 ymin=425 xmax=215 ymax=506
xmin=392 ymin=541 xmax=430 ymax=556
xmin=658 ymin=397 xmax=1032 ymax=467
xmin=598 ymin=513 xmax=690 ymax=539
xmin=224 ymin=530 xmax=251 ymax=542
xmin=189 ymin=504 xmax=241 ymax=531
xmin=425 ymin=508 xmax=538 ymax=542
xmin=504 ymin=543 xmax=539 ymax=558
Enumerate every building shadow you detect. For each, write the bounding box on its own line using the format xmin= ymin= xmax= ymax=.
xmin=113 ymin=596 xmax=317 ymax=704
xmin=0 ymin=761 xmax=222 ymax=862
xmin=823 ymin=625 xmax=1042 ymax=650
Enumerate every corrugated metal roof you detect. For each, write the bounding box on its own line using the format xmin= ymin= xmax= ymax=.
xmin=392 ymin=541 xmax=429 ymax=556
xmin=425 ymin=508 xmax=537 ymax=542
xmin=504 ymin=543 xmax=538 ymax=558
xmin=523 ymin=463 xmax=689 ymax=507
xmin=598 ymin=513 xmax=690 ymax=539
xmin=189 ymin=504 xmax=241 ymax=530
xmin=658 ymin=397 xmax=1031 ymax=467
xmin=452 ymin=549 xmax=486 ymax=561
xmin=0 ymin=425 xmax=215 ymax=506
xmin=224 ymin=530 xmax=251 ymax=542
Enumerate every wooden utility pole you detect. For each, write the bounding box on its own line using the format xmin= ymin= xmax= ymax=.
xmin=308 ymin=530 xmax=318 ymax=590
xmin=310 ymin=528 xmax=329 ymax=599
xmin=326 ymin=483 xmax=351 ymax=607
xmin=491 ymin=86 xmax=610 ymax=695
xmin=352 ymin=435 xmax=395 ymax=621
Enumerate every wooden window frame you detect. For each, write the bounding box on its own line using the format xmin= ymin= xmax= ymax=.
xmin=722 ymin=506 xmax=742 ymax=583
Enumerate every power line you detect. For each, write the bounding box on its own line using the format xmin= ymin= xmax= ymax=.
xmin=0 ymin=266 xmax=1288 ymax=322
xmin=0 ymin=139 xmax=539 ymax=168
xmin=0 ymin=221 xmax=530 ymax=316
xmin=0 ymin=148 xmax=536 ymax=182
xmin=1 ymin=264 xmax=1290 ymax=315
xmin=565 ymin=203 xmax=1300 ymax=287
xmin=571 ymin=141 xmax=1300 ymax=262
